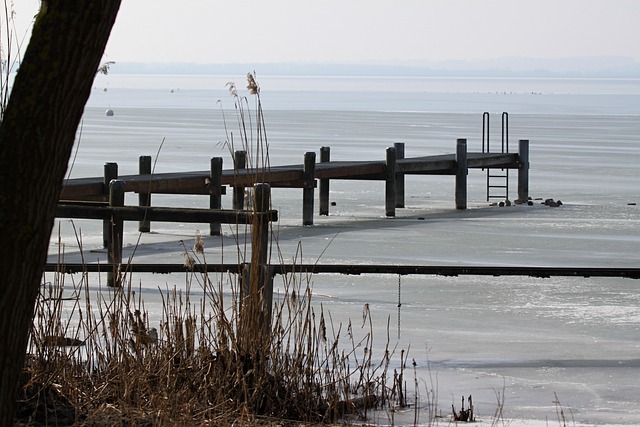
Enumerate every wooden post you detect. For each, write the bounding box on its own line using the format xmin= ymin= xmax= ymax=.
xmin=103 ymin=162 xmax=118 ymax=248
xmin=242 ymin=183 xmax=272 ymax=350
xmin=385 ymin=146 xmax=397 ymax=217
xmin=394 ymin=142 xmax=405 ymax=208
xmin=253 ymin=183 xmax=272 ymax=330
xmin=319 ymin=146 xmax=330 ymax=216
xmin=517 ymin=140 xmax=530 ymax=203
xmin=233 ymin=150 xmax=247 ymax=210
xmin=107 ymin=179 xmax=125 ymax=287
xmin=455 ymin=139 xmax=468 ymax=210
xmin=209 ymin=157 xmax=223 ymax=236
xmin=138 ymin=155 xmax=152 ymax=232
xmin=303 ymin=151 xmax=316 ymax=226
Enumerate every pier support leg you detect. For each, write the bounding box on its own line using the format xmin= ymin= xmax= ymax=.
xmin=210 ymin=157 xmax=223 ymax=236
xmin=319 ymin=146 xmax=330 ymax=216
xmin=394 ymin=142 xmax=405 ymax=208
xmin=303 ymin=152 xmax=316 ymax=226
xmin=233 ymin=150 xmax=247 ymax=210
xmin=517 ymin=140 xmax=530 ymax=203
xmin=103 ymin=162 xmax=118 ymax=248
xmin=138 ymin=156 xmax=152 ymax=232
xmin=107 ymin=180 xmax=125 ymax=288
xmin=455 ymin=139 xmax=468 ymax=210
xmin=385 ymin=146 xmax=397 ymax=217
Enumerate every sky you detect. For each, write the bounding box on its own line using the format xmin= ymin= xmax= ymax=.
xmin=14 ymin=0 xmax=640 ymax=66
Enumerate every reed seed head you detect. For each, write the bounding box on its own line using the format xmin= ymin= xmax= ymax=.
xmin=246 ymin=73 xmax=259 ymax=95
xmin=194 ymin=230 xmax=204 ymax=254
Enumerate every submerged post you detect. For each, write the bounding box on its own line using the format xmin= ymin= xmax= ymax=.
xmin=319 ymin=146 xmax=330 ymax=216
xmin=455 ymin=139 xmax=468 ymax=210
xmin=517 ymin=140 xmax=530 ymax=203
xmin=107 ymin=179 xmax=125 ymax=288
xmin=103 ymin=162 xmax=118 ymax=248
xmin=394 ymin=142 xmax=405 ymax=208
xmin=209 ymin=157 xmax=223 ymax=236
xmin=303 ymin=151 xmax=316 ymax=225
xmin=138 ymin=155 xmax=152 ymax=232
xmin=385 ymin=146 xmax=397 ymax=217
xmin=233 ymin=150 xmax=247 ymax=210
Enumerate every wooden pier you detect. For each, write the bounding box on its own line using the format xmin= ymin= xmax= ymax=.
xmin=59 ymin=139 xmax=529 ymax=227
xmin=47 ymin=136 xmax=638 ymax=336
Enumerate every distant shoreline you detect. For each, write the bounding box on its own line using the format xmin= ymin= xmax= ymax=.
xmin=109 ymin=57 xmax=640 ymax=79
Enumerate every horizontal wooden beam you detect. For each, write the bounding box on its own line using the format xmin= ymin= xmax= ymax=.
xmin=44 ymin=263 xmax=640 ymax=280
xmin=55 ymin=204 xmax=277 ymax=224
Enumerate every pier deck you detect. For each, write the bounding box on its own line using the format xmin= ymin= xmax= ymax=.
xmin=60 ymin=140 xmax=528 ymax=225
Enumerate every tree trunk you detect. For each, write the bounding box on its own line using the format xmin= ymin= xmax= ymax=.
xmin=0 ymin=2 xmax=121 ymax=423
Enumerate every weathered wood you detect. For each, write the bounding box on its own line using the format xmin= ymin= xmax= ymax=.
xmin=107 ymin=180 xmax=125 ymax=287
xmin=319 ymin=146 xmax=330 ymax=216
xmin=467 ymin=152 xmax=519 ymax=169
xmin=103 ymin=163 xmax=118 ymax=248
xmin=385 ymin=147 xmax=397 ymax=217
xmin=138 ymin=155 xmax=152 ymax=232
xmin=303 ymin=152 xmax=316 ymax=225
xmin=314 ymin=161 xmax=386 ymax=179
xmin=518 ymin=140 xmax=530 ymax=203
xmin=240 ymin=184 xmax=273 ymax=352
xmin=253 ymin=184 xmax=273 ymax=330
xmin=394 ymin=142 xmax=405 ymax=208
xmin=228 ymin=168 xmax=307 ymax=187
xmin=233 ymin=150 xmax=247 ymax=210
xmin=210 ymin=157 xmax=223 ymax=236
xmin=45 ymin=262 xmax=640 ymax=280
xmin=396 ymin=155 xmax=456 ymax=174
xmin=58 ymin=142 xmax=529 ymax=221
xmin=56 ymin=203 xmax=278 ymax=223
xmin=455 ymin=139 xmax=468 ymax=210
xmin=60 ymin=152 xmax=520 ymax=199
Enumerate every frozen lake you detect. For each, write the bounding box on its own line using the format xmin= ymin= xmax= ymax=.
xmin=47 ymin=74 xmax=640 ymax=425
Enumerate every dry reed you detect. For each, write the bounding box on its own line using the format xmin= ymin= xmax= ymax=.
xmin=18 ymin=74 xmax=417 ymax=425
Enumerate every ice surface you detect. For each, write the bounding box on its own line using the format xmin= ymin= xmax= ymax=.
xmin=47 ymin=75 xmax=640 ymax=425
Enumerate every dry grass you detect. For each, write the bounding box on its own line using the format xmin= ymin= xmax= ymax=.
xmin=17 ymin=74 xmax=417 ymax=426
xmin=21 ymin=237 xmax=415 ymax=425
xmin=18 ymin=74 xmax=575 ymax=427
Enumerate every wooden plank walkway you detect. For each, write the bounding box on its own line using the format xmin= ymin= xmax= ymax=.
xmin=61 ymin=153 xmax=519 ymax=196
xmin=60 ymin=140 xmax=528 ymax=224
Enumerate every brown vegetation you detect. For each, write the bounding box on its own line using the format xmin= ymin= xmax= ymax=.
xmin=18 ymin=241 xmax=413 ymax=425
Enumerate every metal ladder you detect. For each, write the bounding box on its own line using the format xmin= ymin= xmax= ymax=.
xmin=482 ymin=112 xmax=510 ymax=201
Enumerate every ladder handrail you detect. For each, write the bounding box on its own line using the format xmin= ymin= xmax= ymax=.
xmin=501 ymin=112 xmax=509 ymax=154
xmin=482 ymin=111 xmax=490 ymax=153
xmin=485 ymin=112 xmax=510 ymax=201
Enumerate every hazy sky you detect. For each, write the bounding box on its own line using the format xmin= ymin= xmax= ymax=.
xmin=15 ymin=1 xmax=640 ymax=65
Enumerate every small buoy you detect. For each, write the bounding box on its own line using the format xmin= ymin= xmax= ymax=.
xmin=103 ymin=87 xmax=107 ymax=92
xmin=105 ymin=109 xmax=114 ymax=117
xmin=170 ymin=89 xmax=174 ymax=93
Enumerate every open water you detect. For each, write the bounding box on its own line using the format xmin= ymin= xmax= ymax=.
xmin=49 ymin=74 xmax=640 ymax=425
